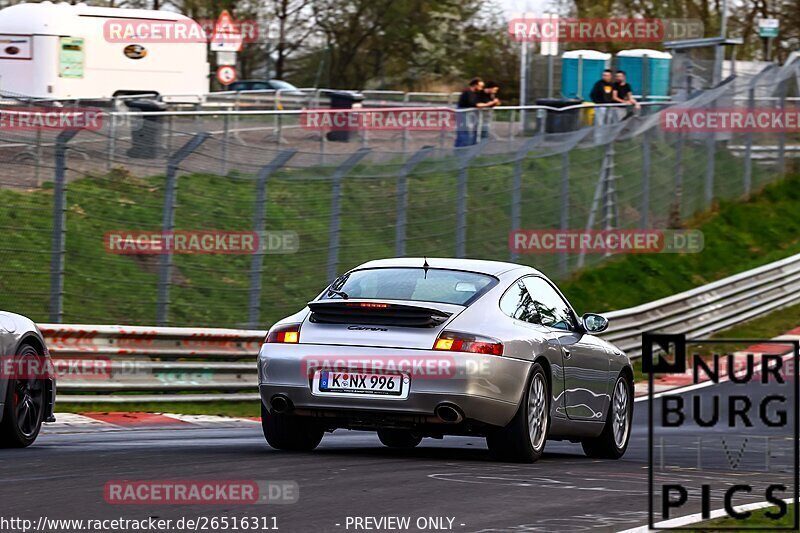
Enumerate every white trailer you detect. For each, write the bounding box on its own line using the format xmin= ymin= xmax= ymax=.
xmin=0 ymin=2 xmax=209 ymax=100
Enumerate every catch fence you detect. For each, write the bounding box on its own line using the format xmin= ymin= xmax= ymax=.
xmin=0 ymin=62 xmax=797 ymax=328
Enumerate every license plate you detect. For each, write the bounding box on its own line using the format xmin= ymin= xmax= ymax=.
xmin=312 ymin=370 xmax=409 ymax=399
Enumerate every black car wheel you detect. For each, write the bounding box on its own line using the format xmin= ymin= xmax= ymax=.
xmin=0 ymin=343 xmax=46 ymax=448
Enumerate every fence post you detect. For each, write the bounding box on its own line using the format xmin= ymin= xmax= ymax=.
xmin=49 ymin=130 xmax=80 ymax=323
xmin=155 ymin=133 xmax=210 ymax=326
xmin=222 ymin=113 xmax=230 ymax=174
xmin=640 ymin=129 xmax=651 ymax=228
xmin=395 ymin=146 xmax=433 ymax=257
xmin=743 ymin=85 xmax=754 ymax=197
xmin=166 ymin=114 xmax=175 ymax=155
xmin=34 ymin=129 xmax=43 ymax=187
xmin=743 ymin=64 xmax=777 ymax=198
xmin=107 ymin=112 xmax=117 ymax=170
xmin=247 ymin=149 xmax=297 ymax=328
xmin=559 ymin=151 xmax=569 ymax=276
xmin=275 ymin=94 xmax=284 ymax=145
xmin=777 ymin=83 xmax=787 ymax=176
xmin=402 ymin=93 xmax=410 ymax=152
xmin=674 ymin=131 xmax=684 ymax=220
xmin=705 ymin=131 xmax=715 ymax=208
xmin=455 ymin=142 xmax=489 ymax=258
xmin=509 ymin=135 xmax=544 ymax=262
xmin=326 ymin=148 xmax=371 ymax=281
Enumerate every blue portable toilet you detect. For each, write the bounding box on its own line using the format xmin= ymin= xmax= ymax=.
xmin=561 ymin=50 xmax=611 ymax=101
xmin=615 ymin=49 xmax=672 ymax=100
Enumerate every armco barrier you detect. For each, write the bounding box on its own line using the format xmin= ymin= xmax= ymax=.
xmin=39 ymin=325 xmax=266 ymax=403
xmin=41 ymin=252 xmax=800 ymax=402
xmin=603 ymin=252 xmax=800 ymax=357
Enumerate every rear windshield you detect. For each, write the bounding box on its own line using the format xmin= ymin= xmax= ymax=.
xmin=321 ymin=267 xmax=497 ymax=306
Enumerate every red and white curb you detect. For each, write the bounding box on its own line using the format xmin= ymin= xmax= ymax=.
xmin=634 ymin=328 xmax=800 ymax=398
xmin=43 ymin=412 xmax=260 ymax=434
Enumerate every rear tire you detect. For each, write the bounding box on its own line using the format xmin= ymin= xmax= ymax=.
xmin=377 ymin=429 xmax=422 ymax=449
xmin=486 ymin=362 xmax=550 ymax=463
xmin=582 ymin=374 xmax=632 ymax=459
xmin=261 ymin=403 xmax=323 ymax=451
xmin=0 ymin=344 xmax=46 ymax=448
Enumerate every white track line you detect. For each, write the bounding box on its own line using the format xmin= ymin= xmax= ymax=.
xmin=161 ymin=413 xmax=259 ymax=426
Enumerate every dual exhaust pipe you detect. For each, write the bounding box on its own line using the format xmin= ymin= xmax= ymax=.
xmin=270 ymin=395 xmax=464 ymax=424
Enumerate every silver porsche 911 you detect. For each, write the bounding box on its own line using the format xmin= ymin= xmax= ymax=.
xmin=0 ymin=311 xmax=56 ymax=448
xmin=258 ymin=258 xmax=633 ymax=462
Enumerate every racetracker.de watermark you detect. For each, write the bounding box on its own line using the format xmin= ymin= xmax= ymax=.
xmin=662 ymin=108 xmax=800 ymax=132
xmin=300 ymin=108 xmax=456 ymax=131
xmin=104 ymin=480 xmax=298 ymax=505
xmin=300 ymin=355 xmax=486 ymax=380
xmin=509 ymin=229 xmax=704 ymax=254
xmin=103 ymin=18 xmax=260 ymax=43
xmin=104 ymin=230 xmax=299 ymax=255
xmin=508 ymin=17 xmax=703 ymax=42
xmin=0 ymin=108 xmax=103 ymax=131
xmin=0 ymin=355 xmax=125 ymax=381
xmin=0 ymin=355 xmax=53 ymax=380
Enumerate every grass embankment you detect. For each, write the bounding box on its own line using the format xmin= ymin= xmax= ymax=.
xmin=0 ymin=142 xmax=783 ymax=327
xmin=687 ymin=504 xmax=796 ymax=531
xmin=560 ymin=173 xmax=800 ymax=313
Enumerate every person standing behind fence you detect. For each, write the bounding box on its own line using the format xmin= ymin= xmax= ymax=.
xmin=477 ymin=81 xmax=501 ymax=142
xmin=455 ymin=78 xmax=495 ymax=147
xmin=590 ymin=69 xmax=615 ymax=126
xmin=613 ymin=70 xmax=641 ymax=119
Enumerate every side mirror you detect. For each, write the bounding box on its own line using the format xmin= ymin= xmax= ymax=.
xmin=581 ymin=313 xmax=608 ymax=333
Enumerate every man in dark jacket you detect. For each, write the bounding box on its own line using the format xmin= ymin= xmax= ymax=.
xmin=476 ymin=81 xmax=501 ymax=142
xmin=590 ymin=69 xmax=615 ymax=126
xmin=455 ymin=78 xmax=496 ymax=147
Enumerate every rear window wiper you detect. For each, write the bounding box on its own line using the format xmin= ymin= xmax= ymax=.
xmin=326 ymin=288 xmax=349 ymax=299
xmin=325 ymin=273 xmax=351 ymax=299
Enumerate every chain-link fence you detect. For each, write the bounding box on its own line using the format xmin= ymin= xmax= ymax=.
xmin=0 ymin=62 xmax=797 ymax=329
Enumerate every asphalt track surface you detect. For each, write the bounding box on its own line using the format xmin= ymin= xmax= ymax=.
xmin=1 ymin=377 xmax=795 ymax=533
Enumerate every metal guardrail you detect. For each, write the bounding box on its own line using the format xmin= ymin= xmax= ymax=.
xmin=42 ymin=252 xmax=800 ymax=403
xmin=603 ymin=252 xmax=800 ymax=358
xmin=40 ymin=325 xmax=265 ymax=403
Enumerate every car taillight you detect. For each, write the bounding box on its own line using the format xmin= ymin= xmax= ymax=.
xmin=265 ymin=324 xmax=301 ymax=344
xmin=433 ymin=331 xmax=503 ymax=356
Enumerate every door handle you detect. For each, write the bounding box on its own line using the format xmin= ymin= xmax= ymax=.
xmin=563 ymin=348 xmax=571 ymax=359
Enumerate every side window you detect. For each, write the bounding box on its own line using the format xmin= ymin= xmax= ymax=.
xmin=499 ymin=280 xmax=540 ymax=324
xmin=522 ymin=277 xmax=576 ymax=331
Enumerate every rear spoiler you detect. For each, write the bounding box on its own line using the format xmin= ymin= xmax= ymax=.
xmin=307 ymin=300 xmax=452 ymax=328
